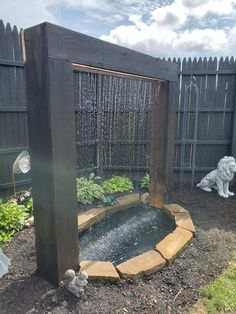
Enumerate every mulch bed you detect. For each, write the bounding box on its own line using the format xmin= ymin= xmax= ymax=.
xmin=1 ymin=185 xmax=236 ymax=314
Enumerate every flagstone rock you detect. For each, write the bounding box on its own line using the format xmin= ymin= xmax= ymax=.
xmin=116 ymin=250 xmax=166 ymax=280
xmin=80 ymin=261 xmax=120 ymax=281
xmin=156 ymin=227 xmax=193 ymax=262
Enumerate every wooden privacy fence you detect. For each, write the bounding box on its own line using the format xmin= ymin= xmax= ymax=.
xmin=1 ymin=20 xmax=236 ymax=195
xmin=172 ymin=57 xmax=236 ymax=184
xmin=0 ymin=21 xmax=29 ymax=193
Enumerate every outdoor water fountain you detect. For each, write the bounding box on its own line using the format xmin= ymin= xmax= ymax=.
xmin=79 ymin=204 xmax=175 ymax=265
xmin=24 ymin=21 xmax=195 ymax=285
xmin=77 ymin=192 xmax=195 ymax=281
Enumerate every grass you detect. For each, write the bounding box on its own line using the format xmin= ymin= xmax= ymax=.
xmin=199 ymin=249 xmax=236 ymax=314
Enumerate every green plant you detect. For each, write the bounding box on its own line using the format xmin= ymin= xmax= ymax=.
xmin=0 ymin=198 xmax=29 ymax=247
xmin=77 ymin=173 xmax=105 ymax=205
xmin=200 ymin=249 xmax=236 ymax=313
xmin=25 ymin=197 xmax=33 ymax=212
xmin=11 ymin=190 xmax=33 ymax=215
xmin=102 ymin=176 xmax=133 ymax=194
xmin=140 ymin=173 xmax=150 ymax=189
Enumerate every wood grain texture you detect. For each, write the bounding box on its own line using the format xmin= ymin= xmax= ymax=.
xmin=43 ymin=22 xmax=178 ymax=82
xmin=149 ymin=81 xmax=170 ymax=207
xmin=24 ymin=23 xmax=79 ymax=285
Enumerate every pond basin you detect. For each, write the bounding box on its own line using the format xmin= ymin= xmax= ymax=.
xmin=79 ymin=204 xmax=175 ymax=265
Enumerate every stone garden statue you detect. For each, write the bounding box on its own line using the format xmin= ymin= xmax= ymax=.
xmin=197 ymin=156 xmax=236 ymax=198
xmin=63 ymin=269 xmax=88 ymax=297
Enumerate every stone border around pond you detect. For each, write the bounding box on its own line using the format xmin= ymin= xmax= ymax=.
xmin=79 ymin=193 xmax=196 ymax=282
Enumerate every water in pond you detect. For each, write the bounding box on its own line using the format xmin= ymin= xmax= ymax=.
xmin=79 ymin=204 xmax=175 ymax=265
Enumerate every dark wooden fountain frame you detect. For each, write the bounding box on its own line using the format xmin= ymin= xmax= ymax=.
xmin=24 ymin=22 xmax=178 ymax=285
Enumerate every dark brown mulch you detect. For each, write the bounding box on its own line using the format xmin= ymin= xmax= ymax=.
xmin=1 ymin=185 xmax=236 ymax=314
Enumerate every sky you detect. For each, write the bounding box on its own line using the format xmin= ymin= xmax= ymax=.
xmin=1 ymin=0 xmax=236 ymax=58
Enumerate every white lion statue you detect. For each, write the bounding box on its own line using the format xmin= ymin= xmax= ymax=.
xmin=197 ymin=156 xmax=236 ymax=198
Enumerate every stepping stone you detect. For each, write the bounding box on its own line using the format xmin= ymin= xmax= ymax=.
xmin=108 ymin=193 xmax=141 ymax=215
xmin=164 ymin=204 xmax=196 ymax=234
xmin=156 ymin=227 xmax=193 ymax=262
xmin=78 ymin=207 xmax=107 ymax=232
xmin=80 ymin=261 xmax=120 ymax=282
xmin=116 ymin=250 xmax=166 ymax=280
xmin=174 ymin=211 xmax=196 ymax=234
xmin=164 ymin=203 xmax=187 ymax=214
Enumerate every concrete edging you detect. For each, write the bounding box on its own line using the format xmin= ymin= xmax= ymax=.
xmin=79 ymin=194 xmax=196 ymax=281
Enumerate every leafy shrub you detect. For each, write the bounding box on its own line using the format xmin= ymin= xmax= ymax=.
xmin=102 ymin=176 xmax=133 ymax=194
xmin=12 ymin=190 xmax=33 ymax=215
xmin=140 ymin=173 xmax=150 ymax=189
xmin=77 ymin=173 xmax=105 ymax=205
xmin=0 ymin=199 xmax=29 ymax=246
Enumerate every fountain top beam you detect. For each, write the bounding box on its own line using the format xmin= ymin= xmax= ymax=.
xmin=26 ymin=22 xmax=178 ymax=82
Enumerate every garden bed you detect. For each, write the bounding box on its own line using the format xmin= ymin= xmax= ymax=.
xmin=1 ymin=185 xmax=236 ymax=314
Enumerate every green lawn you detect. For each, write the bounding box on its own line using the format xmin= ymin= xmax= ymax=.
xmin=200 ymin=249 xmax=236 ymax=314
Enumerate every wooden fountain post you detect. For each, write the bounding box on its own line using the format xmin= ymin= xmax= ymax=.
xmin=24 ymin=24 xmax=79 ymax=285
xmin=149 ymin=80 xmax=177 ymax=208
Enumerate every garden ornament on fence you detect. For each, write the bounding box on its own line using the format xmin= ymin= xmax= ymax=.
xmin=12 ymin=151 xmax=31 ymax=195
xmin=197 ymin=156 xmax=236 ymax=198
xmin=62 ymin=269 xmax=88 ymax=297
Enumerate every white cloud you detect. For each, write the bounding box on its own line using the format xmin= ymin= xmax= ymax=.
xmin=176 ymin=29 xmax=228 ymax=53
xmin=177 ymin=0 xmax=236 ymax=19
xmin=1 ymin=0 xmax=236 ymax=57
xmin=151 ymin=3 xmax=188 ymax=29
xmin=60 ymin=0 xmax=112 ymax=12
xmin=101 ymin=23 xmax=230 ymax=57
xmin=0 ymin=0 xmax=113 ymax=29
xmin=0 ymin=0 xmax=56 ymax=29
xmin=101 ymin=0 xmax=236 ymax=57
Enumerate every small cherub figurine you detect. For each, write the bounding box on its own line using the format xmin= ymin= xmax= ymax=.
xmin=63 ymin=269 xmax=88 ymax=297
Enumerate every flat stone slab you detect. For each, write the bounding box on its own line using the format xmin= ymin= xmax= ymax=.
xmin=164 ymin=203 xmax=195 ymax=234
xmin=80 ymin=261 xmax=120 ymax=281
xmin=156 ymin=227 xmax=193 ymax=262
xmin=164 ymin=203 xmax=187 ymax=214
xmin=116 ymin=250 xmax=166 ymax=280
xmin=174 ymin=211 xmax=196 ymax=234
xmin=107 ymin=193 xmax=140 ymax=215
xmin=78 ymin=207 xmax=107 ymax=232
xmin=140 ymin=192 xmax=149 ymax=204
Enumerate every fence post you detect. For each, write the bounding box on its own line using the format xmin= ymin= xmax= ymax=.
xmin=24 ymin=23 xmax=79 ymax=285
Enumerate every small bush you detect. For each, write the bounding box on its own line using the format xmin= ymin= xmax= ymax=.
xmin=12 ymin=190 xmax=33 ymax=215
xmin=0 ymin=198 xmax=29 ymax=246
xmin=102 ymin=176 xmax=133 ymax=194
xmin=77 ymin=173 xmax=105 ymax=205
xmin=140 ymin=173 xmax=150 ymax=189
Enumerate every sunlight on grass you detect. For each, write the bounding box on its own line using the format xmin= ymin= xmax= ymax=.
xmin=200 ymin=249 xmax=236 ymax=314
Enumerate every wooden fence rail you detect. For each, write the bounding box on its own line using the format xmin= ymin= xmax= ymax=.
xmin=0 ymin=20 xmax=236 ymax=195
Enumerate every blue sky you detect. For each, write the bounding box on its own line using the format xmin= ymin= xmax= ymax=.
xmin=1 ymin=0 xmax=236 ymax=58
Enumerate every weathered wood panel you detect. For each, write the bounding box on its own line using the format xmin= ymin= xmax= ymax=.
xmin=45 ymin=23 xmax=178 ymax=82
xmin=173 ymin=57 xmax=236 ymax=183
xmin=24 ymin=23 xmax=79 ymax=284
